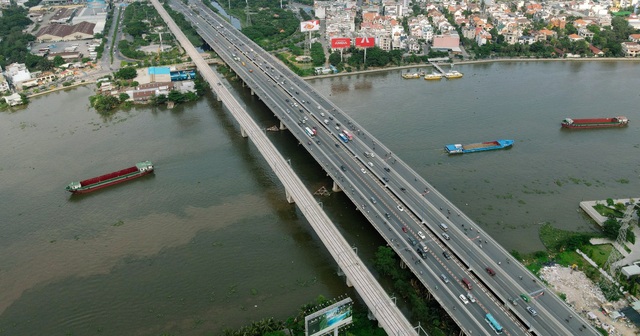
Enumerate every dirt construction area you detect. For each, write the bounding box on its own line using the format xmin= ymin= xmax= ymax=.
xmin=540 ymin=265 xmax=639 ymax=335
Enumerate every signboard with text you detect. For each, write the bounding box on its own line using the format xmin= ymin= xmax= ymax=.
xmin=300 ymin=20 xmax=321 ymax=32
xmin=355 ymin=37 xmax=375 ymax=48
xmin=331 ymin=37 xmax=351 ymax=49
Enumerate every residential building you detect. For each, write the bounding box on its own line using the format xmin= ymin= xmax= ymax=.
xmin=621 ymin=42 xmax=640 ymax=57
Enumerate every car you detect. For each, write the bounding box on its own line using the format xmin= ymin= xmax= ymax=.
xmin=526 ymin=306 xmax=538 ymax=317
xmin=520 ymin=294 xmax=530 ymax=302
xmin=440 ymin=274 xmax=449 ymax=283
xmin=370 ymin=197 xmax=376 ymax=204
xmin=459 ymin=294 xmax=469 ymax=305
xmin=486 ymin=267 xmax=496 ymax=276
xmin=368 ymin=162 xmax=374 ymax=167
xmin=295 ymin=91 xmax=299 ymax=95
xmin=383 ymin=177 xmax=389 ymax=182
xmin=402 ymin=226 xmax=408 ymax=233
xmin=443 ymin=251 xmax=451 ymax=260
xmin=340 ymin=165 xmax=346 ymax=172
xmin=285 ymin=99 xmax=289 ymax=102
xmin=407 ymin=237 xmax=416 ymax=246
xmin=329 ymin=116 xmax=334 ymax=120
xmin=509 ymin=297 xmax=518 ymax=306
xmin=467 ymin=293 xmax=476 ymax=303
xmin=417 ymin=231 xmax=426 ymax=239
xmin=416 ymin=249 xmax=427 ymax=259
xmin=384 ymin=213 xmax=390 ymax=219
xmin=442 ymin=233 xmax=451 ymax=240
xmin=397 ymin=205 xmax=404 ymax=211
xmin=360 ymin=168 xmax=367 ymax=174
xmin=384 ymin=167 xmax=390 ymax=172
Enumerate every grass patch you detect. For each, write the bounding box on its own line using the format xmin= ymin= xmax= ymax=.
xmin=593 ymin=204 xmax=624 ymax=218
xmin=581 ymin=244 xmax=613 ymax=268
xmin=616 ymin=178 xmax=630 ymax=184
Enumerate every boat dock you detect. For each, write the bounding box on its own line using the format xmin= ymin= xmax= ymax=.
xmin=430 ymin=61 xmax=445 ymax=75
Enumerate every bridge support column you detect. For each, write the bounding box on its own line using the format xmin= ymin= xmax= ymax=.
xmin=367 ymin=309 xmax=378 ymax=322
xmin=240 ymin=127 xmax=248 ymax=138
xmin=332 ymin=181 xmax=342 ymax=192
xmin=399 ymin=260 xmax=406 ymax=269
xmin=216 ymin=93 xmax=221 ymax=102
xmin=285 ymin=189 xmax=295 ymax=204
xmin=251 ymin=90 xmax=255 ymax=96
xmin=345 ymin=276 xmax=352 ymax=287
xmin=279 ymin=120 xmax=287 ymax=130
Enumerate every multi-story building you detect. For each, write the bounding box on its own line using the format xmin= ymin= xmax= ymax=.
xmin=621 ymin=42 xmax=640 ymax=57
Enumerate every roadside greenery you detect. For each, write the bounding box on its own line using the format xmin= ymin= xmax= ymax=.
xmin=220 ymin=295 xmax=385 ymax=336
xmin=374 ymin=246 xmax=456 ymax=336
xmin=0 ymin=6 xmax=52 ymax=71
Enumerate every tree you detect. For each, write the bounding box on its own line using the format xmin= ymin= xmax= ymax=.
xmin=603 ymin=218 xmax=621 ymax=240
xmin=118 ymin=92 xmax=130 ymax=103
xmin=374 ymin=246 xmax=399 ymax=279
xmin=115 ymin=67 xmax=137 ymax=80
xmin=53 ymin=55 xmax=65 ymax=67
xmin=328 ymin=51 xmax=341 ymax=66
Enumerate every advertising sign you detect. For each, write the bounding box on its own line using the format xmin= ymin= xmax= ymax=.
xmin=355 ymin=37 xmax=375 ymax=48
xmin=300 ymin=20 xmax=321 ymax=32
xmin=305 ymin=298 xmax=353 ymax=336
xmin=331 ymin=38 xmax=351 ymax=49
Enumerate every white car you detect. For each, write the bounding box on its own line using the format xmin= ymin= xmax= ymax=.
xmin=467 ymin=293 xmax=476 ymax=303
xmin=361 ymin=168 xmax=366 ymax=174
xmin=459 ymin=294 xmax=469 ymax=305
xmin=417 ymin=231 xmax=426 ymax=239
xmin=397 ymin=205 xmax=404 ymax=211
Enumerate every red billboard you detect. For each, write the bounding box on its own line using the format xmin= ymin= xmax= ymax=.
xmin=331 ymin=38 xmax=351 ymax=49
xmin=355 ymin=37 xmax=375 ymax=48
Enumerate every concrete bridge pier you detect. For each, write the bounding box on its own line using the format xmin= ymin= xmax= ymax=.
xmin=285 ymin=189 xmax=295 ymax=204
xmin=216 ymin=92 xmax=221 ymax=102
xmin=240 ymin=127 xmax=248 ymax=138
xmin=279 ymin=120 xmax=287 ymax=130
xmin=337 ymin=268 xmax=353 ymax=287
xmin=332 ymin=181 xmax=342 ymax=192
xmin=400 ymin=260 xmax=407 ymax=269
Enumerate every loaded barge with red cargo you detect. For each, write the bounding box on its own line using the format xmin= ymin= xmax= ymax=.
xmin=65 ymin=161 xmax=154 ymax=194
xmin=561 ymin=116 xmax=629 ymax=129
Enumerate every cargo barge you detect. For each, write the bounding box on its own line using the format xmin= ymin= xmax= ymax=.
xmin=561 ymin=116 xmax=628 ymax=129
xmin=445 ymin=140 xmax=514 ymax=154
xmin=66 ymin=161 xmax=154 ymax=193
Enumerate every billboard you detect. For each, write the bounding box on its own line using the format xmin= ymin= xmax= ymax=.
xmin=355 ymin=37 xmax=375 ymax=48
xmin=331 ymin=38 xmax=351 ymax=49
xmin=305 ymin=298 xmax=353 ymax=336
xmin=301 ymin=20 xmax=321 ymax=32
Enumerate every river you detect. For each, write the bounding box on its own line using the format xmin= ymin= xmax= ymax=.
xmin=0 ymin=61 xmax=637 ymax=335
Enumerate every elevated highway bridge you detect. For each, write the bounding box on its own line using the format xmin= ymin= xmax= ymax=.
xmin=156 ymin=1 xmax=600 ymax=335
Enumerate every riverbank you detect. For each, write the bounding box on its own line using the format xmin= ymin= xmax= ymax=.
xmin=306 ymin=57 xmax=640 ymax=80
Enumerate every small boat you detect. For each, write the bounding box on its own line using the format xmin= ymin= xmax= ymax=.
xmin=66 ymin=161 xmax=154 ymax=193
xmin=402 ymin=73 xmax=421 ymax=79
xmin=561 ymin=116 xmax=628 ymax=129
xmin=424 ymin=73 xmax=443 ymax=80
xmin=445 ymin=140 xmax=514 ymax=154
xmin=444 ymin=70 xmax=463 ymax=79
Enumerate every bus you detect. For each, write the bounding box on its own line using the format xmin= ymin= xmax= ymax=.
xmin=342 ymin=129 xmax=353 ymax=140
xmin=338 ymin=133 xmax=349 ymax=143
xmin=485 ymin=314 xmax=503 ymax=334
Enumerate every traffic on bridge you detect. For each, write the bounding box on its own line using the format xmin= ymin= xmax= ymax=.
xmin=168 ymin=1 xmax=599 ymax=334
